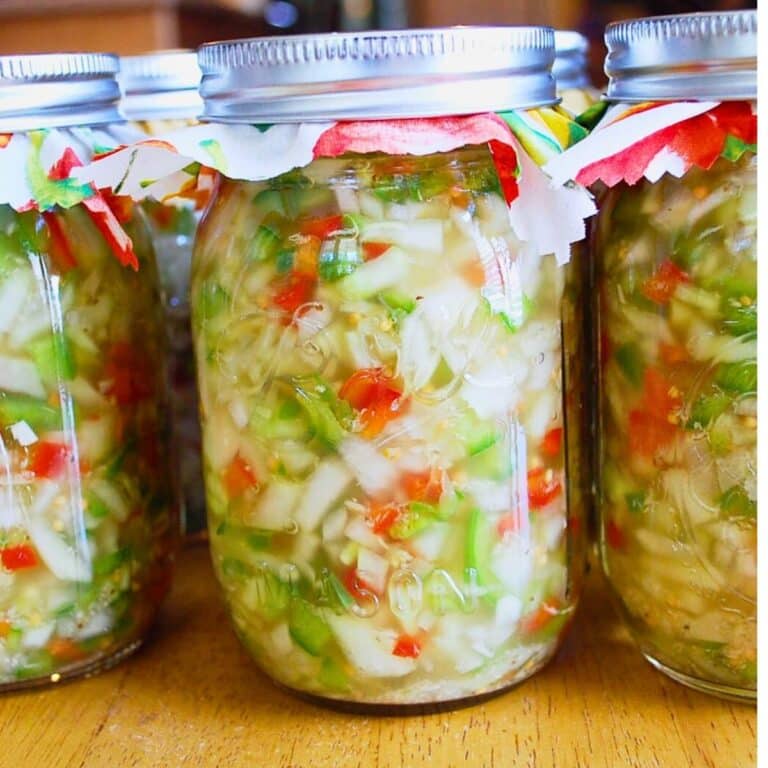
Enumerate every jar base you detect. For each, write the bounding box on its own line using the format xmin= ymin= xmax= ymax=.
xmin=0 ymin=638 xmax=144 ymax=694
xmin=273 ymin=675 xmax=531 ymax=716
xmin=643 ymin=652 xmax=756 ymax=704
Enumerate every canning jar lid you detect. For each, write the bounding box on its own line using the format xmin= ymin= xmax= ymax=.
xmin=553 ymin=30 xmax=591 ymax=91
xmin=198 ymin=26 xmax=558 ymax=123
xmin=0 ymin=52 xmax=122 ymax=131
xmin=119 ymin=50 xmax=203 ymax=121
xmin=605 ymin=10 xmax=756 ymax=102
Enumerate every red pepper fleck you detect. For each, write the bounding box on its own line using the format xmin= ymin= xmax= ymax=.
xmin=605 ymin=519 xmax=626 ymax=550
xmin=1 ymin=544 xmax=39 ymax=571
xmin=342 ymin=566 xmax=379 ymax=600
xmin=541 ymin=427 xmax=563 ymax=458
xmin=527 ymin=467 xmax=562 ymax=510
xmin=339 ymin=368 xmax=405 ymax=438
xmin=272 ymin=273 xmax=316 ymax=315
xmin=223 ymin=454 xmax=259 ymax=498
xmin=29 ymin=441 xmax=69 ymax=479
xmin=641 ymin=260 xmax=690 ymax=305
xmin=362 ymin=241 xmax=390 ymax=261
xmin=392 ymin=634 xmax=422 ymax=658
xmin=299 ymin=215 xmax=344 ymax=240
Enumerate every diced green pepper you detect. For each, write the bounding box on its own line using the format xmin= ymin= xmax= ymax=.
xmin=318 ymin=239 xmax=362 ymax=282
xmin=715 ymin=361 xmax=757 ymax=395
xmin=290 ymin=377 xmax=350 ymax=449
xmin=721 ymin=296 xmax=756 ymax=337
xmin=318 ymin=656 xmax=349 ymax=691
xmin=686 ymin=392 xmax=731 ymax=429
xmin=379 ymin=291 xmax=416 ymax=315
xmin=719 ymin=485 xmax=756 ymax=519
xmin=30 ymin=333 xmax=76 ymax=383
xmin=196 ymin=281 xmax=229 ymax=322
xmin=250 ymin=212 xmax=286 ymax=262
xmin=614 ymin=343 xmax=645 ymax=387
xmin=251 ymin=568 xmax=292 ymax=621
xmin=319 ymin=569 xmax=356 ymax=615
xmin=289 ymin=600 xmax=332 ymax=656
xmin=93 ymin=547 xmax=130 ymax=577
xmin=624 ymin=491 xmax=646 ymax=514
xmin=0 ymin=393 xmax=61 ymax=431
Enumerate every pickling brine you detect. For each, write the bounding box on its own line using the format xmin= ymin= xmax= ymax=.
xmin=595 ymin=153 xmax=756 ymax=696
xmin=193 ymin=146 xmax=584 ymax=706
xmin=0 ymin=202 xmax=177 ymax=688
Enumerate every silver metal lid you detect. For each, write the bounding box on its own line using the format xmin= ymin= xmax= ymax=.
xmin=119 ymin=50 xmax=203 ymax=121
xmin=553 ymin=30 xmax=591 ymax=91
xmin=198 ymin=27 xmax=557 ymax=123
xmin=0 ymin=52 xmax=122 ymax=131
xmin=605 ymin=10 xmax=757 ymax=102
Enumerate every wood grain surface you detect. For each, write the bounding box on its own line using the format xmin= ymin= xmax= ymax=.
xmin=0 ymin=542 xmax=756 ymax=768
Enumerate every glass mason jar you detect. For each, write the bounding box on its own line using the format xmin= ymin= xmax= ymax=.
xmin=192 ymin=28 xmax=587 ymax=708
xmin=593 ymin=12 xmax=757 ymax=701
xmin=553 ymin=31 xmax=599 ymax=116
xmin=0 ymin=54 xmax=177 ymax=689
xmin=120 ymin=51 xmax=207 ymax=534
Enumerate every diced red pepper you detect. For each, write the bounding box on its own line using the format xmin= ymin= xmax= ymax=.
xmin=641 ymin=260 xmax=690 ymax=304
xmin=1 ymin=544 xmax=39 ymax=571
xmin=342 ymin=566 xmax=379 ymax=600
xmin=541 ymin=427 xmax=563 ymax=459
xmin=223 ymin=454 xmax=259 ymax=498
xmin=520 ymin=599 xmax=561 ymax=635
xmin=339 ymin=367 xmax=405 ymax=438
xmin=0 ymin=620 xmax=11 ymax=638
xmin=392 ymin=634 xmax=422 ymax=658
xmin=29 ymin=441 xmax=69 ymax=479
xmin=527 ymin=467 xmax=562 ymax=509
xmin=401 ymin=469 xmax=443 ymax=504
xmin=48 ymin=637 xmax=86 ymax=662
xmin=42 ymin=211 xmax=77 ymax=272
xmin=362 ymin=241 xmax=390 ymax=261
xmin=368 ymin=502 xmax=403 ymax=536
xmin=272 ymin=273 xmax=316 ymax=315
xmin=659 ymin=342 xmax=689 ymax=366
xmin=628 ymin=368 xmax=683 ymax=457
xmin=605 ymin=519 xmax=626 ymax=550
xmin=299 ymin=215 xmax=343 ymax=240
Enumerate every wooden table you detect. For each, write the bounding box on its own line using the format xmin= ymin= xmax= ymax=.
xmin=0 ymin=543 xmax=755 ymax=768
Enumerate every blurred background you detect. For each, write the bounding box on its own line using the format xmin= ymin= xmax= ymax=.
xmin=0 ymin=0 xmax=757 ymax=86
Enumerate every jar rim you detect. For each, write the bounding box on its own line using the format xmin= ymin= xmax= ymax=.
xmin=119 ymin=50 xmax=202 ymax=122
xmin=604 ymin=10 xmax=756 ymax=102
xmin=198 ymin=26 xmax=559 ymax=123
xmin=553 ymin=30 xmax=591 ymax=91
xmin=0 ymin=52 xmax=123 ymax=131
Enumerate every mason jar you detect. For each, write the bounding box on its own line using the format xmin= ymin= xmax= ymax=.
xmin=191 ymin=27 xmax=588 ymax=708
xmin=0 ymin=54 xmax=177 ymax=689
xmin=553 ymin=31 xmax=599 ymax=115
xmin=120 ymin=50 xmax=206 ymax=535
xmin=592 ymin=12 xmax=757 ymax=701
